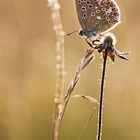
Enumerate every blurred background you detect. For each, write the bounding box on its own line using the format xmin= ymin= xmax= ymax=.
xmin=0 ymin=0 xmax=140 ymax=140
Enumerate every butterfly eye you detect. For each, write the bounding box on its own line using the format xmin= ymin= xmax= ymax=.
xmin=79 ymin=30 xmax=84 ymax=36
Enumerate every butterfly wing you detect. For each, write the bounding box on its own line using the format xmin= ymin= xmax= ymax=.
xmin=76 ymin=0 xmax=120 ymax=34
xmin=86 ymin=0 xmax=120 ymax=33
xmin=75 ymin=0 xmax=96 ymax=29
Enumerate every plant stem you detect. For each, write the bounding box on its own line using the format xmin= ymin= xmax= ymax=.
xmin=97 ymin=49 xmax=108 ymax=140
xmin=77 ymin=107 xmax=96 ymax=140
xmin=48 ymin=1 xmax=65 ymax=140
xmin=59 ymin=47 xmax=94 ymax=126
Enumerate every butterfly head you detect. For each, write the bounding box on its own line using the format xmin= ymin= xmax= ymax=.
xmin=78 ymin=29 xmax=84 ymax=36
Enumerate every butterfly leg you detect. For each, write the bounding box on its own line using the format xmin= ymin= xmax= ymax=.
xmin=85 ymin=38 xmax=94 ymax=48
xmin=92 ymin=39 xmax=100 ymax=46
xmin=86 ymin=38 xmax=101 ymax=48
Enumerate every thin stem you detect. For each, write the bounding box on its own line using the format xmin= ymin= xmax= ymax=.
xmin=77 ymin=107 xmax=96 ymax=140
xmin=97 ymin=49 xmax=108 ymax=140
xmin=48 ymin=1 xmax=65 ymax=140
xmin=59 ymin=48 xmax=94 ymax=126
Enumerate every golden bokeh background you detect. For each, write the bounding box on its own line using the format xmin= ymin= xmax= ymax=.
xmin=0 ymin=0 xmax=140 ymax=140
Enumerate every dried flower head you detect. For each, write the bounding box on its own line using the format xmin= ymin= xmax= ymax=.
xmin=88 ymin=32 xmax=129 ymax=62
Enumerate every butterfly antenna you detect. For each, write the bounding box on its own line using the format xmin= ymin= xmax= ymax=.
xmin=67 ymin=30 xmax=79 ymax=36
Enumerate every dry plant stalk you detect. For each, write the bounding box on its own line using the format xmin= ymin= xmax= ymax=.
xmin=55 ymin=46 xmax=95 ymax=140
xmin=48 ymin=0 xmax=65 ymax=140
xmin=60 ymin=47 xmax=95 ymax=124
xmin=54 ymin=47 xmax=95 ymax=129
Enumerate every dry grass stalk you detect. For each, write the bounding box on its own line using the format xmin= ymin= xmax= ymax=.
xmin=72 ymin=95 xmax=98 ymax=104
xmin=48 ymin=0 xmax=65 ymax=140
xmin=77 ymin=107 xmax=96 ymax=140
xmin=58 ymin=47 xmax=95 ymax=126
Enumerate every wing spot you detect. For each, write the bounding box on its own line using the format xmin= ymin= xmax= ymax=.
xmin=114 ymin=12 xmax=119 ymax=16
xmin=78 ymin=0 xmax=81 ymax=4
xmin=108 ymin=20 xmax=112 ymax=24
xmin=95 ymin=21 xmax=99 ymax=24
xmin=86 ymin=0 xmax=90 ymax=4
xmin=112 ymin=7 xmax=117 ymax=11
xmin=101 ymin=8 xmax=106 ymax=11
xmin=89 ymin=19 xmax=93 ymax=22
xmin=107 ymin=0 xmax=111 ymax=5
xmin=82 ymin=13 xmax=87 ymax=19
xmin=96 ymin=10 xmax=100 ymax=13
xmin=113 ymin=20 xmax=117 ymax=23
xmin=106 ymin=17 xmax=109 ymax=20
xmin=106 ymin=12 xmax=110 ymax=16
xmin=81 ymin=6 xmax=86 ymax=11
xmin=111 ymin=2 xmax=115 ymax=7
xmin=91 ymin=12 xmax=95 ymax=16
xmin=88 ymin=4 xmax=93 ymax=9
